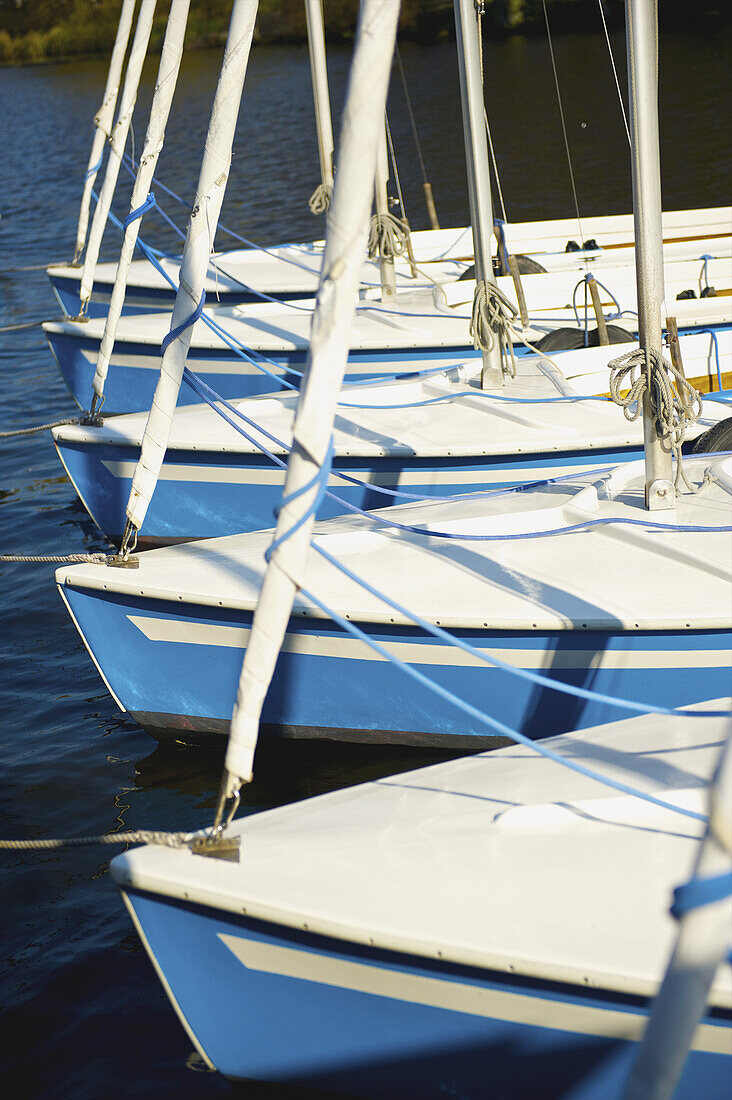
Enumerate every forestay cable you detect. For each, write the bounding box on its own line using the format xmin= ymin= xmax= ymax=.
xmin=78 ymin=0 xmax=157 ymax=315
xmin=73 ymin=0 xmax=136 ymax=263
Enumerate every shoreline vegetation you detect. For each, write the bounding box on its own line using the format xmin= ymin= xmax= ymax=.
xmin=0 ymin=0 xmax=727 ymax=67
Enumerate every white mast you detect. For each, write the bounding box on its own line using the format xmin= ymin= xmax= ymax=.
xmin=88 ymin=1 xmax=191 ymax=420
xmin=625 ymin=0 xmax=674 ymax=509
xmin=216 ymin=0 xmax=402 ymax=814
xmin=78 ymin=0 xmax=157 ymax=316
xmin=453 ymin=0 xmax=503 ymax=389
xmin=72 ymin=0 xmax=136 ymax=264
xmin=119 ymin=0 xmax=259 ymax=547
xmin=304 ymin=0 xmax=334 ymax=212
xmin=374 ymin=122 xmax=397 ymax=297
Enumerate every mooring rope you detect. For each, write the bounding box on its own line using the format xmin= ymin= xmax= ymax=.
xmin=0 ymin=553 xmax=108 ymax=564
xmin=608 ymin=346 xmax=704 ymax=491
xmin=0 ymin=318 xmax=60 ymax=333
xmin=0 ymin=417 xmax=80 ymax=439
xmin=0 ymin=829 xmax=196 ymax=851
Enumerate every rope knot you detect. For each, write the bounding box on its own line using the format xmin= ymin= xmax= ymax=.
xmin=308 ymin=182 xmax=332 ymax=215
xmin=608 ymin=346 xmax=704 ymax=491
xmin=367 ymin=213 xmax=409 ymax=261
xmin=470 ymin=280 xmax=518 ymax=378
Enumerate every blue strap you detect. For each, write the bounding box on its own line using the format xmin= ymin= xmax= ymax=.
xmin=161 ymin=292 xmax=206 ymax=356
xmin=84 ymin=153 xmax=103 ymax=180
xmin=265 ymin=439 xmax=335 ymax=561
xmin=123 ymin=192 xmax=156 ymax=230
xmin=671 ymin=871 xmax=732 ymax=919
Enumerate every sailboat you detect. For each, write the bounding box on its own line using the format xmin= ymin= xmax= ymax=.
xmin=52 ymin=327 xmax=731 ymax=545
xmin=55 ymin=0 xmax=731 ymax=748
xmin=103 ymin=3 xmax=731 ymax=1095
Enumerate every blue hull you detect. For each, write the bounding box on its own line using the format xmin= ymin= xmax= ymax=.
xmin=54 ymin=440 xmax=643 ymax=544
xmin=58 ymin=584 xmax=732 ymax=746
xmin=45 ymin=328 xmax=477 ymax=414
xmin=121 ymin=888 xmax=731 ymax=1097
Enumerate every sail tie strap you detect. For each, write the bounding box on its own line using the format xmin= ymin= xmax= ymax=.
xmin=265 ymin=438 xmax=335 ymax=562
xmin=160 ymin=292 xmax=206 ymax=356
xmin=671 ymin=872 xmax=732 ymax=920
xmin=608 ymin=347 xmax=704 ymax=491
xmin=308 ymin=181 xmax=332 ymax=215
xmin=84 ymin=153 xmax=104 ymax=181
xmin=123 ymin=191 xmax=156 ymax=230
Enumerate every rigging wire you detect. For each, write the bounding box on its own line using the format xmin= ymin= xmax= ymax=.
xmin=597 ymin=0 xmax=631 ymax=146
xmin=541 ymin=0 xmax=586 ymax=245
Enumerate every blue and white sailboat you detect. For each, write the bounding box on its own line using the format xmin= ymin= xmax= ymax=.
xmin=44 ymin=257 xmax=731 ymax=415
xmin=51 ymin=330 xmax=731 ymax=545
xmin=99 ymin=3 xmax=731 ymax=1095
xmin=110 ymin=701 xmax=732 ymax=1097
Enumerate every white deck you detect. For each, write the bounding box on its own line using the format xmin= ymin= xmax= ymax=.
xmin=57 ymin=454 xmax=732 ymax=631
xmin=47 ymin=205 xmax=732 ymax=293
xmin=44 ymin=255 xmax=732 ymax=354
xmin=54 ymin=332 xmax=731 ymax=458
xmin=111 ymin=702 xmax=732 ymax=1007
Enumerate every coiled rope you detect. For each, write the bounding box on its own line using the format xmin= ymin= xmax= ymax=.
xmin=0 ymin=417 xmax=80 ymax=439
xmin=308 ymin=181 xmax=332 ymax=215
xmin=367 ymin=212 xmax=410 ymax=261
xmin=470 ymin=280 xmax=518 ymax=377
xmin=0 ymin=829 xmax=195 ymax=851
xmin=608 ymin=347 xmax=704 ymax=490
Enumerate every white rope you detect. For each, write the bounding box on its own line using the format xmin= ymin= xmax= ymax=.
xmin=608 ymin=347 xmax=704 ymax=491
xmin=0 ymin=553 xmax=108 ymax=564
xmin=367 ymin=212 xmax=409 ymax=260
xmin=308 ymin=181 xmax=332 ymax=214
xmin=0 ymin=830 xmax=195 ymax=850
xmin=470 ymin=279 xmax=518 ymax=377
xmin=0 ymin=417 xmax=80 ymax=439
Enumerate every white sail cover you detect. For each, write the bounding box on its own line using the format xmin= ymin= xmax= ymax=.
xmin=91 ymin=1 xmax=191 ymax=410
xmin=125 ymin=0 xmax=260 ymax=531
xmin=79 ymin=0 xmax=157 ymax=311
xmin=73 ymin=0 xmax=136 ymax=262
xmin=223 ymin=0 xmax=403 ymax=791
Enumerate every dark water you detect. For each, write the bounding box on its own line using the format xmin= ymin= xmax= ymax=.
xmin=0 ymin=28 xmax=729 ymax=1098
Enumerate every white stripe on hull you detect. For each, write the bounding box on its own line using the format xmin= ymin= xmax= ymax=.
xmin=101 ymin=459 xmax=612 ymax=486
xmin=127 ymin=615 xmax=730 ymax=669
xmin=218 ymin=933 xmax=728 ymax=1054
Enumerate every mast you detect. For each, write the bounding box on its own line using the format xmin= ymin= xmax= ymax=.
xmin=216 ymin=0 xmax=402 ymax=815
xmin=304 ymin=0 xmax=334 ymax=210
xmin=625 ymin=0 xmax=674 ymax=509
xmin=374 ymin=122 xmax=397 ymax=298
xmin=119 ymin=0 xmax=259 ymax=549
xmin=453 ymin=0 xmax=502 ymax=389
